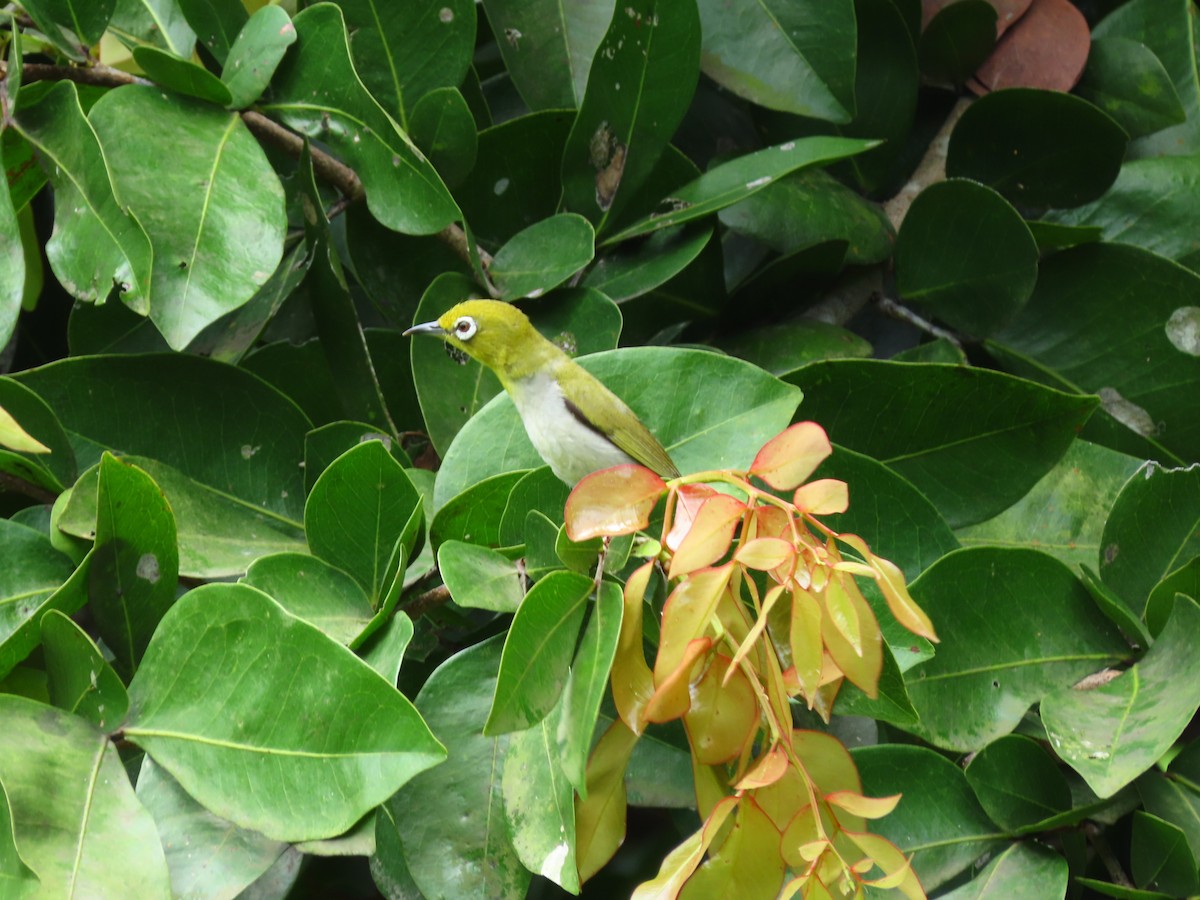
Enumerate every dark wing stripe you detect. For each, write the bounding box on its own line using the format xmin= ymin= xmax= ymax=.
xmin=563 ymin=395 xmax=610 ymax=439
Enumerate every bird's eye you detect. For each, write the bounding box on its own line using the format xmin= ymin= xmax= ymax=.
xmin=454 ymin=316 xmax=478 ymax=340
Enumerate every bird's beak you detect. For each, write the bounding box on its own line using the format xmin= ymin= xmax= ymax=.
xmin=403 ymin=320 xmax=445 ymax=337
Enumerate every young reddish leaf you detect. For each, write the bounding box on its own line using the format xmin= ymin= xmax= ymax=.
xmin=754 ymin=762 xmax=813 ymax=832
xmin=790 ymin=588 xmax=824 ymax=702
xmin=793 ymin=478 xmax=849 ymax=515
xmin=875 ymin=554 xmax=938 ymax=642
xmin=576 ymin=719 xmax=639 ymax=882
xmin=725 ymin=584 xmax=786 ymax=679
xmin=779 ymin=803 xmax=824 ymax=869
xmin=735 ymin=536 xmax=795 ymax=576
xmin=565 ymin=464 xmax=666 ymax=542
xmin=681 ymin=798 xmax=787 ymax=899
xmin=823 ymin=573 xmax=863 ymax=657
xmin=754 ymin=504 xmax=791 ymax=540
xmin=667 ymin=494 xmax=746 ymax=580
xmin=654 ymin=563 xmax=734 ymax=684
xmin=612 ymin=561 xmax=657 ymax=732
xmin=749 ymin=422 xmax=833 ymax=491
xmin=665 ymin=483 xmax=716 ymax=551
xmin=683 ymin=655 xmax=758 ymax=765
xmin=844 ymin=832 xmax=926 ymax=900
xmin=643 ymin=637 xmax=711 ymax=724
xmin=734 ymin=745 xmax=789 ymax=790
xmin=825 ymin=791 xmax=901 ymax=820
xmin=631 ymin=796 xmax=739 ymax=900
xmin=821 ymin=577 xmax=883 ymax=698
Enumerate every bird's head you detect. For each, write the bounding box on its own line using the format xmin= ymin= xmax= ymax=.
xmin=404 ymin=299 xmax=537 ymax=373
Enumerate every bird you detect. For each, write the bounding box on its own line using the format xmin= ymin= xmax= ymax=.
xmin=405 ymin=300 xmax=680 ymax=485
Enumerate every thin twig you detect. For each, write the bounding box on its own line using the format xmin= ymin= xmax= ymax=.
xmin=0 ymin=471 xmax=58 ymax=504
xmin=401 ymin=584 xmax=451 ymax=621
xmin=876 ymin=296 xmax=965 ymax=350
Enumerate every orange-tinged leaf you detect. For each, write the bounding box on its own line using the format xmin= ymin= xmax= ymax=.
xmin=825 ymin=791 xmax=901 ymax=820
xmin=823 ymin=574 xmax=863 ymax=657
xmin=755 ymin=503 xmax=791 ymax=540
xmin=793 ymin=478 xmax=849 ymax=515
xmin=613 ymin=561 xmax=657 ymax=732
xmin=683 ymin=655 xmax=759 ymax=765
xmin=631 ymin=796 xmax=739 ymax=900
xmin=792 ymin=730 xmax=865 ymax=829
xmin=576 ymin=719 xmax=639 ymax=882
xmin=735 ymin=536 xmax=795 ymax=576
xmin=725 ymin=584 xmax=786 ymax=678
xmin=780 ymin=804 xmax=822 ymax=868
xmin=734 ymin=745 xmax=789 ymax=790
xmin=873 ymin=553 xmax=938 ymax=642
xmin=692 ymin=756 xmax=728 ymax=820
xmin=668 ymin=494 xmax=746 ymax=579
xmin=790 ymin=588 xmax=824 ymax=702
xmin=844 ymin=832 xmax=926 ymax=900
xmin=565 ymin=464 xmax=666 ymax=541
xmin=679 ymin=798 xmax=787 ymax=900
xmin=821 ymin=577 xmax=883 ymax=699
xmin=643 ymin=637 xmax=711 ymax=724
xmin=750 ymin=422 xmax=833 ymax=491
xmin=666 ymin=483 xmax=716 ymax=551
xmin=654 ymin=564 xmax=734 ymax=683
xmin=756 ymin=764 xmax=815 ymax=832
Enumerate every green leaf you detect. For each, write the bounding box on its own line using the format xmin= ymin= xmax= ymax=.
xmin=1131 ymin=811 xmax=1200 ymax=896
xmin=490 ymin=214 xmax=596 ymax=301
xmin=1078 ymin=564 xmax=1152 ymax=647
xmin=559 ymin=581 xmax=623 ymax=792
xmin=431 ymin=471 xmax=528 ymax=550
xmin=89 ymin=453 xmax=179 ymax=674
xmin=0 ymin=375 xmax=75 ymax=493
xmin=386 ymin=636 xmax=531 ymax=899
xmin=131 ymin=46 xmax=234 ymax=105
xmin=560 ymin=0 xmax=701 ymax=229
xmin=696 ymin=0 xmax=856 ymax=122
xmin=603 ymin=136 xmax=880 ymax=244
xmin=716 ymin=319 xmax=872 ymax=376
xmin=785 ymin=360 xmax=1098 ymax=528
xmin=896 ymin=179 xmax=1039 ymax=336
xmin=176 ymin=0 xmax=247 ymax=64
xmin=989 ymin=244 xmax=1200 ymax=464
xmin=502 ymin=696 xmax=579 ymax=893
xmin=0 ymin=151 xmax=25 ymax=350
xmin=0 ymin=520 xmax=78 ymax=679
xmin=1075 ymin=38 xmax=1187 ymax=139
xmin=946 ymin=89 xmax=1128 ymax=208
xmin=220 ymin=4 xmax=297 ymax=109
xmin=1048 ymin=155 xmax=1200 ymax=271
xmin=408 ymin=87 xmax=478 ymax=188
xmin=1094 ymin=0 xmax=1200 ymax=158
xmin=136 ymin=758 xmax=287 ymax=900
xmin=485 ymin=570 xmax=593 ymax=735
xmin=304 ymin=421 xmax=410 ymax=495
xmin=1043 ymin=596 xmax=1200 ymax=797
xmin=854 ymin=744 xmax=1005 ymax=892
xmin=0 ymin=780 xmax=38 ymax=900
xmin=1099 ymin=462 xmax=1200 ymax=618
xmin=60 ymin=456 xmax=305 ymax=579
xmin=242 ymin=552 xmax=374 ymax=645
xmin=482 ymin=0 xmax=611 ymax=109
xmin=833 ymin=641 xmax=920 ymax=726
xmin=125 ymin=583 xmax=445 ymax=842
xmin=1146 ymin=557 xmax=1200 ymax=636
xmin=40 ymin=609 xmax=130 ymax=731
xmin=358 ymin=610 xmax=414 ymax=684
xmin=437 ymin=540 xmax=524 ymax=613
xmin=1026 ymin=220 xmax=1103 ymax=254
xmin=261 ymin=3 xmax=460 ymax=236
xmin=16 ymin=353 xmax=311 ymax=517
xmin=918 ymin=0 xmax=996 ymax=84
xmin=583 ymin=223 xmax=713 ymax=302
xmin=1139 ymin=749 xmax=1200 ymax=862
xmin=964 ymin=735 xmax=1072 ymax=832
xmin=436 ymin=347 xmax=801 ymax=507
xmin=936 ymin=843 xmax=1069 ymax=900
xmin=305 ymin=440 xmax=423 ymax=604
xmin=956 ymin=440 xmax=1143 ymax=572
xmin=88 ymin=85 xmax=286 ymax=349
xmin=719 ymin=168 xmax=895 ymax=267
xmin=108 ymin=0 xmax=196 ymax=56
xmin=20 ymin=0 xmax=116 ymax=45
xmin=904 ymin=547 xmax=1129 ymax=752
xmin=326 ymin=0 xmax=475 ymax=124
xmin=12 ymin=81 xmax=154 ymax=311
xmin=0 ymin=696 xmax=170 ymax=898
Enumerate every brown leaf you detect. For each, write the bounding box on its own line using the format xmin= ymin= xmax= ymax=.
xmin=970 ymin=0 xmax=1090 ymax=93
xmin=922 ymin=0 xmax=1032 ymax=36
xmin=565 ymin=464 xmax=666 ymax=541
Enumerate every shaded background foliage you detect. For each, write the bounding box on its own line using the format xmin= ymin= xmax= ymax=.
xmin=1 ymin=0 xmax=1199 ymax=897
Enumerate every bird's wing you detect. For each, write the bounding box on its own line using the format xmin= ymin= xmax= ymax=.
xmin=564 ymin=368 xmax=680 ymax=478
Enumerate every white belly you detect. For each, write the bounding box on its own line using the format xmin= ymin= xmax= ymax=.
xmin=509 ymin=372 xmax=634 ymax=484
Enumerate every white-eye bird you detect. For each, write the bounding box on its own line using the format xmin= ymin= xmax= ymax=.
xmin=405 ymin=300 xmax=680 ymax=485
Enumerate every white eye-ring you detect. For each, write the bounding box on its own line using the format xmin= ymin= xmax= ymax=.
xmin=453 ymin=316 xmax=478 ymax=340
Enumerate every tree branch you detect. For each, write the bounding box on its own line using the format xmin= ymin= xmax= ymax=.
xmin=0 ymin=471 xmax=58 ymax=504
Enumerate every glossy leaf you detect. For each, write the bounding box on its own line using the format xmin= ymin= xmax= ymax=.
xmin=787 ymin=361 xmax=1097 ymax=528
xmin=490 ymin=214 xmax=595 ymax=300
xmin=919 ymin=0 xmax=996 ymax=83
xmin=221 ymin=4 xmax=297 ymax=109
xmin=0 ymin=696 xmax=170 ymax=898
xmin=1146 ymin=557 xmax=1200 ymax=636
xmin=12 ymin=82 xmax=154 ymax=311
xmin=40 ymin=609 xmax=129 ymax=731
xmin=107 ymin=0 xmax=196 ymax=55
xmin=0 ymin=154 xmax=24 ymax=351
xmin=904 ymin=547 xmax=1129 ymax=751
xmin=604 ymin=137 xmax=879 ymax=244
xmin=0 ymin=779 xmax=37 ymax=899
xmin=437 ymin=540 xmax=524 ymax=613
xmin=936 ymin=842 xmax=1069 ymax=900
xmin=387 ymin=636 xmax=531 ymax=900
xmin=0 ymin=521 xmax=79 ymax=680
xmin=408 ymin=87 xmax=478 ymax=187
xmin=241 ymin=552 xmax=374 ymax=645
xmin=305 ymin=440 xmax=423 ymax=604
xmin=947 ymin=89 xmax=1127 ymax=209
xmin=584 ymin=224 xmax=713 ymax=302
xmin=565 ymin=465 xmax=665 ymax=542
xmin=696 ymin=0 xmax=855 ymax=121
xmin=125 ymin=584 xmax=446 ymax=842
xmin=896 ymin=179 xmax=1039 ymax=336
xmin=612 ymin=562 xmax=657 ymax=730
xmin=560 ymin=0 xmax=701 ymax=228
xmin=667 ymin=494 xmax=744 ymax=579
xmin=132 ymin=45 xmax=233 ymax=105
xmin=22 ymin=0 xmax=116 ymax=45
xmin=576 ymin=719 xmax=638 ymax=881
xmin=964 ymin=735 xmax=1071 ymax=831
xmin=750 ymin=421 xmax=832 ymax=491
xmin=0 ymin=376 xmax=75 ymax=494
xmin=683 ymin=655 xmax=757 ymax=765
xmin=1131 ymin=811 xmax=1200 ymax=896
xmin=1042 ymin=596 xmax=1200 ymax=798
xmin=437 ymin=348 xmax=802 ymax=507
xmin=262 ymin=4 xmax=460 ymax=236
xmin=1076 ymin=38 xmax=1187 ymax=139
xmin=654 ymin=563 xmax=733 ymax=684
xmin=485 ymin=570 xmax=594 ymax=735
xmin=176 ymin=0 xmax=246 ymax=63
